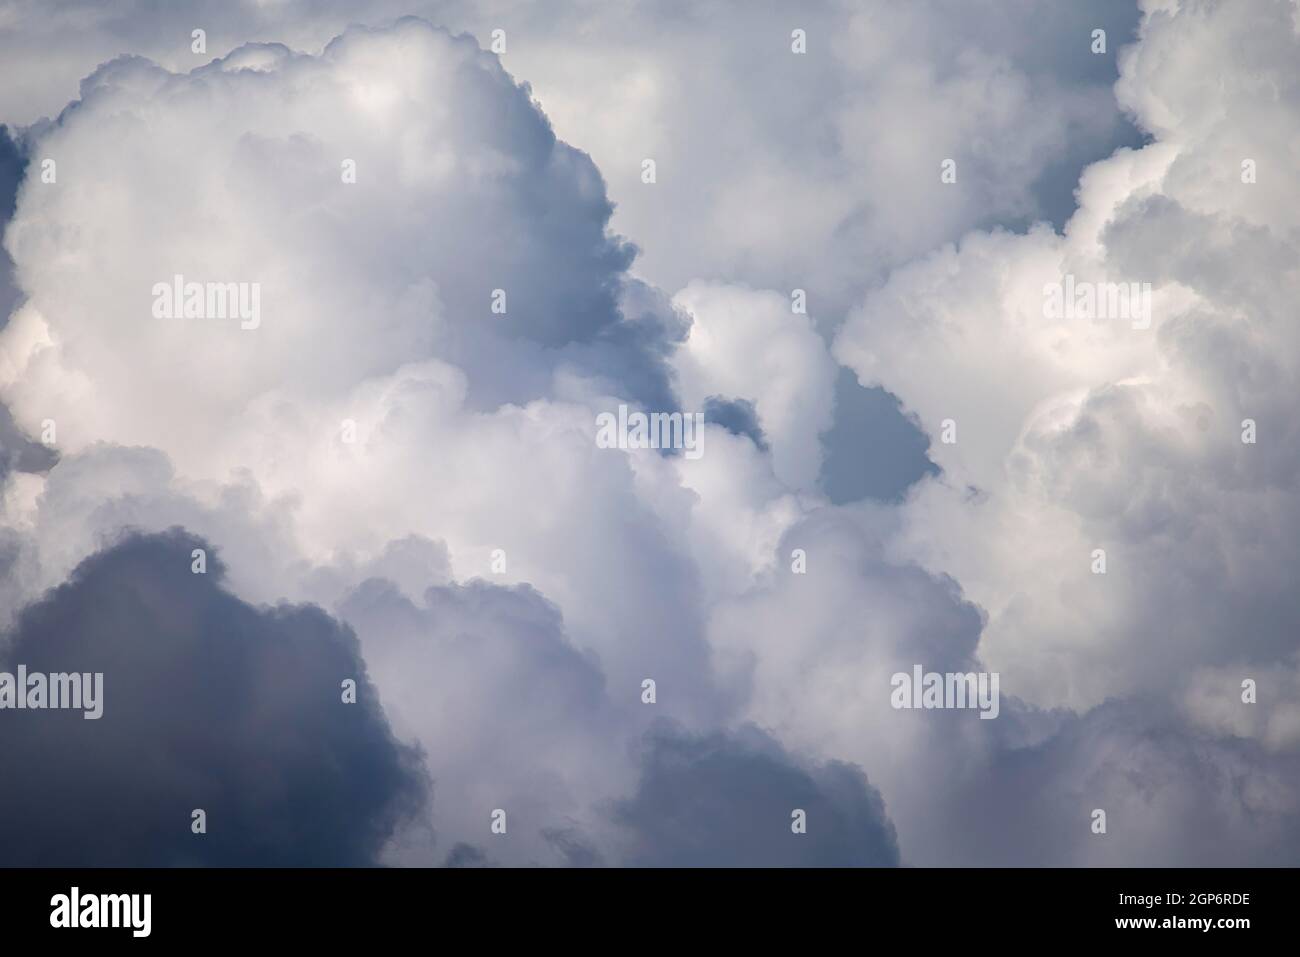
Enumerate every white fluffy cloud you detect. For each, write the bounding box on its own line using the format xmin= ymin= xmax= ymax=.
xmin=1 ymin=1 xmax=1298 ymax=866
xmin=0 ymin=0 xmax=1144 ymax=318
xmin=0 ymin=21 xmax=703 ymax=862
xmin=836 ymin=0 xmax=1300 ymax=715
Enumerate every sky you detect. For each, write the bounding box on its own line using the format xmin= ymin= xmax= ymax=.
xmin=0 ymin=0 xmax=1297 ymax=866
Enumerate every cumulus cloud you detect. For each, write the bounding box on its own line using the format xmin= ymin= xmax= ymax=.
xmin=1 ymin=22 xmax=680 ymax=440
xmin=0 ymin=0 xmax=1158 ymax=506
xmin=338 ymin=574 xmax=629 ymax=866
xmin=0 ymin=21 xmax=721 ymax=723
xmin=943 ymin=699 xmax=1300 ymax=867
xmin=0 ymin=529 xmax=427 ymax=866
xmin=0 ymin=0 xmax=1296 ymax=869
xmin=823 ymin=0 xmax=1300 ymax=861
xmin=0 ymin=20 xmax=749 ymax=863
xmin=612 ymin=721 xmax=899 ymax=867
xmin=835 ymin=0 xmax=1300 ymax=714
xmin=0 ymin=2 xmax=1144 ymax=303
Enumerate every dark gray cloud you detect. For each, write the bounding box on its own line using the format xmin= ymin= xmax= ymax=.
xmin=612 ymin=721 xmax=899 ymax=867
xmin=0 ymin=528 xmax=427 ymax=866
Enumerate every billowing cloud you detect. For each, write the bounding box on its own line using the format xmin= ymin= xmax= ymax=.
xmin=0 ymin=21 xmax=720 ymax=727
xmin=338 ymin=574 xmax=630 ymax=866
xmin=822 ymin=0 xmax=1300 ymax=862
xmin=1 ymin=21 xmax=680 ymax=442
xmin=835 ymin=0 xmax=1300 ymax=713
xmin=0 ymin=0 xmax=1296 ymax=869
xmin=0 ymin=529 xmax=427 ymax=866
xmin=0 ymin=0 xmax=1158 ymax=507
xmin=0 ymin=2 xmax=1143 ymax=306
xmin=612 ymin=721 xmax=899 ymax=867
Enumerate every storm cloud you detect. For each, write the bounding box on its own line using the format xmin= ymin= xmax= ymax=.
xmin=0 ymin=529 xmax=427 ymax=866
xmin=613 ymin=722 xmax=899 ymax=867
